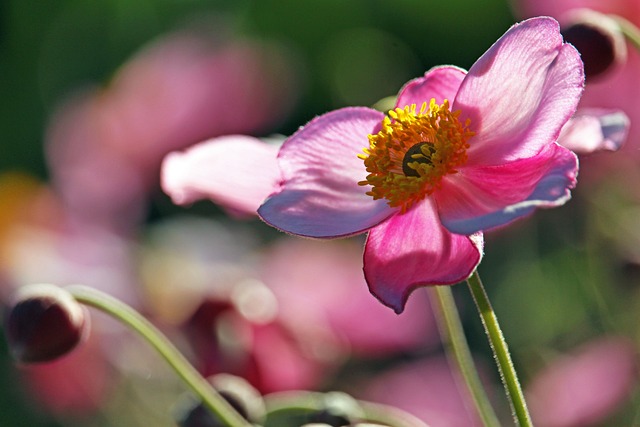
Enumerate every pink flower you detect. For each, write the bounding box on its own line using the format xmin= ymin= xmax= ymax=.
xmin=257 ymin=18 xmax=583 ymax=312
xmin=526 ymin=336 xmax=638 ymax=427
xmin=17 ymin=332 xmax=112 ymax=419
xmin=142 ymin=217 xmax=436 ymax=393
xmin=46 ymin=30 xmax=297 ymax=232
xmin=258 ymin=238 xmax=438 ymax=355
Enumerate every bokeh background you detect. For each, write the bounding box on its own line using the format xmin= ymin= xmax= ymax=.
xmin=1 ymin=0 xmax=639 ymax=426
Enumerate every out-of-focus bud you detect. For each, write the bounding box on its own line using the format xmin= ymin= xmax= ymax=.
xmin=302 ymin=392 xmax=363 ymax=427
xmin=301 ymin=424 xmax=390 ymax=427
xmin=303 ymin=411 xmax=351 ymax=427
xmin=175 ymin=374 xmax=265 ymax=427
xmin=5 ymin=284 xmax=88 ymax=363
xmin=561 ymin=9 xmax=626 ymax=80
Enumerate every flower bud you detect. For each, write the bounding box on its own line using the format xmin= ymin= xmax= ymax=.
xmin=561 ymin=9 xmax=626 ymax=81
xmin=5 ymin=284 xmax=88 ymax=363
xmin=303 ymin=410 xmax=351 ymax=427
xmin=175 ymin=374 xmax=265 ymax=427
xmin=301 ymin=422 xmax=390 ymax=427
xmin=302 ymin=392 xmax=364 ymax=427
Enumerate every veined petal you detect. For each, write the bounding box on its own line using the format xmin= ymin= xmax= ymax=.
xmin=395 ymin=66 xmax=467 ymax=109
xmin=455 ymin=17 xmax=584 ymax=165
xmin=364 ymin=198 xmax=484 ymax=314
xmin=161 ymin=135 xmax=280 ymax=216
xmin=558 ymin=109 xmax=629 ymax=154
xmin=258 ymin=107 xmax=394 ymax=238
xmin=437 ymin=143 xmax=578 ymax=235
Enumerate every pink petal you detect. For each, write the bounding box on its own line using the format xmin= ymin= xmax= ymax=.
xmin=395 ymin=66 xmax=467 ymax=108
xmin=527 ymin=336 xmax=637 ymax=427
xmin=558 ymin=109 xmax=629 ymax=154
xmin=161 ymin=135 xmax=280 ymax=216
xmin=455 ymin=17 xmax=584 ymax=165
xmin=364 ymin=198 xmax=483 ymax=314
xmin=258 ymin=107 xmax=394 ymax=238
xmin=436 ymin=143 xmax=578 ymax=235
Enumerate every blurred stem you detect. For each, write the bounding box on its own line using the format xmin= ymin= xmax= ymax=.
xmin=264 ymin=391 xmax=429 ymax=427
xmin=429 ymin=286 xmax=500 ymax=427
xmin=66 ymin=285 xmax=251 ymax=427
xmin=613 ymin=15 xmax=640 ymax=52
xmin=466 ymin=271 xmax=533 ymax=427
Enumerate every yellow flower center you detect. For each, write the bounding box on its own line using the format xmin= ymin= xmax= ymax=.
xmin=358 ymin=99 xmax=474 ymax=213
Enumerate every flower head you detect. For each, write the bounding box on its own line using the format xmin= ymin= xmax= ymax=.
xmin=257 ymin=17 xmax=583 ymax=312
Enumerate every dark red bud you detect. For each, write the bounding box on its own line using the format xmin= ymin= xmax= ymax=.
xmin=561 ymin=9 xmax=626 ymax=81
xmin=5 ymin=284 xmax=88 ymax=363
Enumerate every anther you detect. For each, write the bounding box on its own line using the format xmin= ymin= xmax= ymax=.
xmin=402 ymin=142 xmax=435 ymax=177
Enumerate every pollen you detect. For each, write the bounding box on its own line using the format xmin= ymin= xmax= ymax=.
xmin=358 ymin=99 xmax=474 ymax=213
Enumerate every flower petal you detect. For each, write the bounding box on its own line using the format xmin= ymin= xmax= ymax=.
xmin=455 ymin=17 xmax=584 ymax=165
xmin=161 ymin=135 xmax=280 ymax=216
xmin=558 ymin=109 xmax=629 ymax=154
xmin=436 ymin=143 xmax=578 ymax=235
xmin=395 ymin=66 xmax=467 ymax=108
xmin=364 ymin=198 xmax=483 ymax=313
xmin=258 ymin=107 xmax=394 ymax=238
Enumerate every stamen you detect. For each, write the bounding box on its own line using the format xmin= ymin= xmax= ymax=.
xmin=359 ymin=99 xmax=474 ymax=212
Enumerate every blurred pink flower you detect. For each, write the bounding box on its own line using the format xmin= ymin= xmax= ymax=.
xmin=516 ymin=1 xmax=637 ymax=158
xmin=526 ymin=336 xmax=638 ymax=427
xmin=257 ymin=17 xmax=582 ymax=312
xmin=141 ymin=217 xmax=436 ymax=394
xmin=181 ymin=296 xmax=330 ymax=394
xmin=359 ymin=356 xmax=485 ymax=427
xmin=0 ymin=172 xmax=138 ymax=417
xmin=259 ymin=237 xmax=438 ymax=356
xmin=46 ymin=29 xmax=298 ymax=232
xmin=17 ymin=332 xmax=112 ymax=419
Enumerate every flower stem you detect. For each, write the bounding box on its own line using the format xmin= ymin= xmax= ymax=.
xmin=429 ymin=286 xmax=500 ymax=427
xmin=66 ymin=285 xmax=251 ymax=427
xmin=613 ymin=15 xmax=640 ymax=53
xmin=466 ymin=271 xmax=533 ymax=427
xmin=264 ymin=391 xmax=429 ymax=427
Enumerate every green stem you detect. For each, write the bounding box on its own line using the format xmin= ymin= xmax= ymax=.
xmin=466 ymin=271 xmax=533 ymax=427
xmin=429 ymin=286 xmax=500 ymax=427
xmin=264 ymin=391 xmax=429 ymax=427
xmin=613 ymin=15 xmax=640 ymax=53
xmin=66 ymin=285 xmax=251 ymax=427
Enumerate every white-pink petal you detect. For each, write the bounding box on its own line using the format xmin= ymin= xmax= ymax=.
xmin=364 ymin=198 xmax=483 ymax=313
xmin=558 ymin=109 xmax=629 ymax=154
xmin=395 ymin=66 xmax=467 ymax=109
xmin=259 ymin=107 xmax=395 ymax=238
xmin=161 ymin=135 xmax=280 ymax=216
xmin=455 ymin=17 xmax=584 ymax=165
xmin=436 ymin=143 xmax=578 ymax=235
